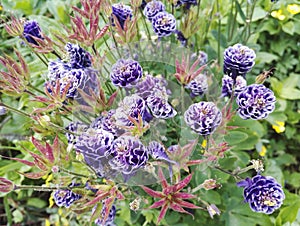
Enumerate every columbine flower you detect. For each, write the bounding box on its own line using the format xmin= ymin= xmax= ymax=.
xmin=148 ymin=141 xmax=175 ymax=164
xmin=176 ymin=0 xmax=197 ymax=9
xmin=223 ymin=43 xmax=256 ymax=78
xmin=151 ymin=12 xmax=176 ymax=37
xmin=110 ymin=59 xmax=143 ymax=88
xmin=221 ymin=74 xmax=247 ymax=97
xmin=143 ymin=0 xmax=165 ymax=21
xmin=109 ymin=136 xmax=148 ymax=175
xmin=146 ymin=93 xmax=177 ymax=119
xmin=236 ymin=84 xmax=276 ymax=120
xmin=65 ymin=122 xmax=88 ymax=146
xmin=114 ymin=94 xmax=147 ymax=128
xmin=175 ymin=30 xmax=188 ymax=46
xmin=75 ymin=128 xmax=114 ymax=160
xmin=48 ymin=60 xmax=71 ymax=80
xmin=207 ymin=204 xmax=221 ymax=218
xmin=135 ymin=73 xmax=169 ymax=99
xmin=237 ymin=175 xmax=285 ymax=214
xmin=184 ymin=102 xmax=222 ymax=136
xmin=53 ymin=189 xmax=82 ymax=208
xmin=65 ymin=43 xmax=92 ymax=69
xmin=23 ymin=20 xmax=43 ymax=45
xmin=91 ymin=110 xmax=124 ymax=136
xmin=185 ymin=73 xmax=208 ymax=97
xmin=111 ymin=3 xmax=133 ymax=29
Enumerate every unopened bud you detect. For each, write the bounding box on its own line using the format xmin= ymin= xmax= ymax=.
xmin=0 ymin=177 xmax=15 ymax=193
xmin=202 ymin=179 xmax=221 ymax=190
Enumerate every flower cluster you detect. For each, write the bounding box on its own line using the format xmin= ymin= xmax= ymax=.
xmin=143 ymin=1 xmax=176 ymax=37
xmin=184 ymin=102 xmax=222 ymax=136
xmin=237 ymin=175 xmax=285 ymax=214
xmin=236 ymin=84 xmax=276 ymax=120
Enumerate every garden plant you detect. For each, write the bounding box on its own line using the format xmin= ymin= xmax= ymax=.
xmin=0 ymin=0 xmax=300 ymax=225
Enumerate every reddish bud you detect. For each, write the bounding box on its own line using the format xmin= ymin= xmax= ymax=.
xmin=0 ymin=178 xmax=14 ymax=193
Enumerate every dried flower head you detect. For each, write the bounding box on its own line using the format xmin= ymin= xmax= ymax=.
xmin=237 ymin=175 xmax=285 ymax=214
xmin=184 ymin=102 xmax=222 ymax=136
xmin=236 ymin=84 xmax=276 ymax=120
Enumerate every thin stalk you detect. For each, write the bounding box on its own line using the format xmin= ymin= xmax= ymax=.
xmin=59 ymin=167 xmax=88 ymax=178
xmin=213 ymin=165 xmax=242 ymax=180
xmin=139 ymin=8 xmax=151 ymax=40
xmin=197 ymin=0 xmax=202 ymax=18
xmin=0 ymin=103 xmax=31 ymax=118
xmin=28 ymin=84 xmax=45 ymax=95
xmin=216 ymin=0 xmax=221 ymax=64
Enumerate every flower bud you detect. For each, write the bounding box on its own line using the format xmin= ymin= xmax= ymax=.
xmin=0 ymin=177 xmax=15 ymax=193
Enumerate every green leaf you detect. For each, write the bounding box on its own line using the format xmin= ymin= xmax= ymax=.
xmin=255 ymin=52 xmax=279 ymax=64
xmin=282 ymin=21 xmax=295 ymax=35
xmin=27 ymin=198 xmax=47 ymax=209
xmin=276 ymin=200 xmax=300 ymax=226
xmin=224 ymin=131 xmax=248 ymax=145
xmin=12 ymin=209 xmax=23 ymax=223
xmin=234 ymin=0 xmax=246 ymax=22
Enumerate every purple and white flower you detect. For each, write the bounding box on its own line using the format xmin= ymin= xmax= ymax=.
xmin=65 ymin=43 xmax=92 ymax=69
xmin=223 ymin=43 xmax=256 ymax=78
xmin=236 ymin=84 xmax=276 ymax=120
xmin=110 ymin=59 xmax=143 ymax=88
xmin=151 ymin=12 xmax=176 ymax=37
xmin=53 ymin=189 xmax=82 ymax=208
xmin=237 ymin=175 xmax=285 ymax=214
xmin=109 ymin=136 xmax=148 ymax=175
xmin=185 ymin=73 xmax=208 ymax=97
xmin=184 ymin=102 xmax=222 ymax=135
xmin=143 ymin=1 xmax=165 ymax=21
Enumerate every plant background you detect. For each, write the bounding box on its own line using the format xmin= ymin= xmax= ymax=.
xmin=0 ymin=0 xmax=300 ymax=225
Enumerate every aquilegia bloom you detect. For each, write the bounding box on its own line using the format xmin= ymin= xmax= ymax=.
xmin=151 ymin=12 xmax=176 ymax=37
xmin=143 ymin=0 xmax=165 ymax=22
xmin=184 ymin=101 xmax=222 ymax=136
xmin=223 ymin=43 xmax=256 ymax=78
xmin=111 ymin=3 xmax=133 ymax=29
xmin=236 ymin=84 xmax=276 ymax=120
xmin=23 ymin=20 xmax=43 ymax=45
xmin=65 ymin=43 xmax=92 ymax=69
xmin=53 ymin=189 xmax=82 ymax=208
xmin=221 ymin=74 xmax=247 ymax=97
xmin=109 ymin=136 xmax=148 ymax=175
xmin=237 ymin=175 xmax=285 ymax=214
xmin=185 ymin=73 xmax=208 ymax=97
xmin=110 ymin=59 xmax=143 ymax=88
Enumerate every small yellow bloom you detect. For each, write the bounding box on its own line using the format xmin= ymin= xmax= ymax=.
xmin=201 ymin=139 xmax=207 ymax=149
xmin=259 ymin=145 xmax=267 ymax=157
xmin=45 ymin=219 xmax=51 ymax=226
xmin=271 ymin=10 xmax=286 ymax=20
xmin=272 ymin=121 xmax=285 ymax=133
xmin=287 ymin=4 xmax=300 ymax=15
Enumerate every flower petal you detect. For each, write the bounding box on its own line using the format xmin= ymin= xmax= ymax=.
xmin=141 ymin=185 xmax=164 ymax=198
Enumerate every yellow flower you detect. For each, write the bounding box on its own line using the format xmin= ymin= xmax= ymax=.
xmin=45 ymin=219 xmax=51 ymax=226
xmin=272 ymin=121 xmax=285 ymax=133
xmin=201 ymin=139 xmax=207 ymax=149
xmin=271 ymin=10 xmax=286 ymax=20
xmin=259 ymin=145 xmax=267 ymax=157
xmin=287 ymin=4 xmax=300 ymax=15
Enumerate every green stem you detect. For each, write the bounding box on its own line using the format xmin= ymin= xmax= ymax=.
xmin=14 ymin=185 xmax=68 ymax=191
xmin=59 ymin=167 xmax=88 ymax=178
xmin=213 ymin=165 xmax=242 ymax=180
xmin=0 ymin=103 xmax=31 ymax=118
xmin=216 ymin=0 xmax=221 ymax=64
xmin=28 ymin=84 xmax=45 ymax=95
